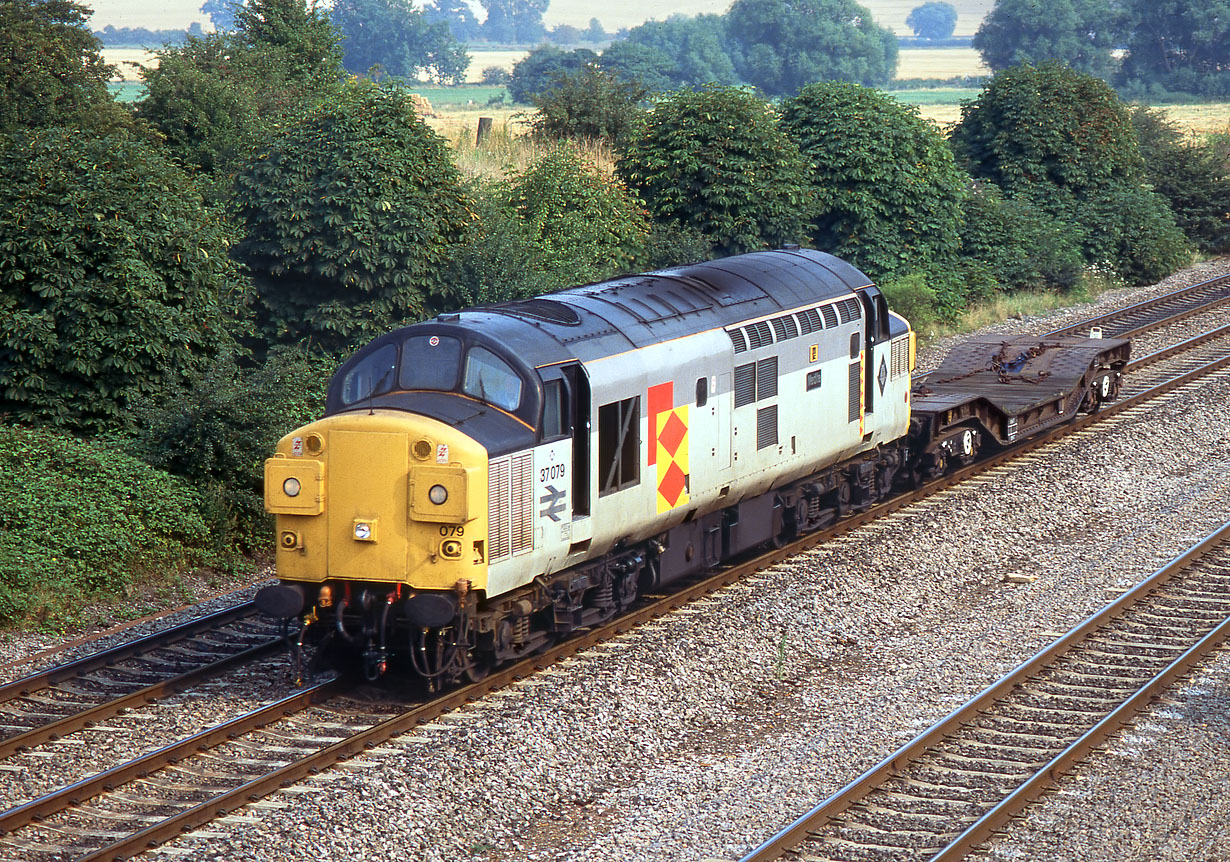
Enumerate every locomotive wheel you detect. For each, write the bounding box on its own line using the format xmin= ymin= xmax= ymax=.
xmin=463 ymin=653 xmax=491 ymax=683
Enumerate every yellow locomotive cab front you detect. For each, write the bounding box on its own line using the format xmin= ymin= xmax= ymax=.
xmin=264 ymin=410 xmax=490 ymax=597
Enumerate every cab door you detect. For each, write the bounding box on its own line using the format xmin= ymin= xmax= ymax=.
xmin=858 ymin=287 xmax=891 ymax=416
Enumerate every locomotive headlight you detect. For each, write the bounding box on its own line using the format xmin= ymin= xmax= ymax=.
xmin=283 ymin=477 xmax=302 ymax=498
xmin=428 ymin=484 xmax=449 ymax=505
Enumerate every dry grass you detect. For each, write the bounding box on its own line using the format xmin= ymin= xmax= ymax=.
xmin=897 ymin=47 xmax=988 ymax=79
xmin=439 ymin=119 xmax=615 ymax=182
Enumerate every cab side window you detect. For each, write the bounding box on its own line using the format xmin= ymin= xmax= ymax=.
xmin=541 ymin=379 xmax=569 ymax=439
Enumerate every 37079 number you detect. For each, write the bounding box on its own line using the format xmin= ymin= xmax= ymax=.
xmin=540 ymin=464 xmax=566 ymax=482
xmin=438 ymin=525 xmax=465 ymax=537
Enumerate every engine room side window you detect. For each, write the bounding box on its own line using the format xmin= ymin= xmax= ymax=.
xmin=341 ymin=344 xmax=398 ymax=406
xmin=398 ymin=335 xmax=462 ymax=392
xmin=598 ymin=396 xmax=640 ymax=496
xmin=463 ymin=346 xmax=523 ymax=412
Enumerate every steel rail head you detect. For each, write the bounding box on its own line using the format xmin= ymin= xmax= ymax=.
xmin=0 ymin=638 xmax=282 ymax=761
xmin=0 ymin=602 xmax=259 ymax=704
xmin=740 ymin=519 xmax=1230 ymax=862
xmin=929 ymin=614 xmax=1230 ymax=862
xmin=1045 ymin=275 xmax=1230 ymax=339
xmin=0 ymin=679 xmax=343 ymax=836
xmin=1127 ymin=322 xmax=1230 ymax=370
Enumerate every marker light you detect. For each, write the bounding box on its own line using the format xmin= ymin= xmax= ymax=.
xmin=428 ymin=484 xmax=448 ymax=505
xmin=283 ymin=477 xmax=302 ymax=497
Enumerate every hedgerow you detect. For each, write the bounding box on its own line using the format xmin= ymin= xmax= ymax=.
xmin=0 ymin=425 xmax=212 ymax=630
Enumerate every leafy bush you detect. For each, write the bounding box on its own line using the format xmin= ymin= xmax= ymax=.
xmin=529 ymin=66 xmax=646 ymax=144
xmin=1068 ymin=183 xmax=1192 ymax=285
xmin=951 ymin=63 xmax=1144 ymax=201
xmin=637 ymin=222 xmax=714 ymax=270
xmin=922 ymin=262 xmax=1000 ymax=320
xmin=959 ymin=182 xmax=1085 ymax=291
xmin=879 ymin=272 xmax=939 ymax=329
xmin=138 ymin=1 xmax=345 ymax=182
xmin=232 ymin=79 xmax=471 ymax=352
xmin=509 ymin=145 xmax=649 ymax=280
xmin=618 ymin=86 xmax=814 ymax=256
xmin=1131 ymin=107 xmax=1230 ymax=254
xmin=952 ymin=64 xmax=1189 ymax=285
xmin=507 ymin=46 xmax=596 ymax=103
xmin=440 ymin=149 xmax=648 ymax=306
xmin=438 ymin=184 xmax=555 ymax=307
xmin=725 ymin=0 xmax=898 ymax=95
xmin=0 ymin=129 xmax=243 ymax=433
xmin=780 ymin=82 xmax=966 ymax=280
xmin=128 ymin=348 xmax=336 ymax=552
xmin=0 ymin=425 xmax=211 ymax=630
xmin=0 ymin=0 xmax=133 ymax=135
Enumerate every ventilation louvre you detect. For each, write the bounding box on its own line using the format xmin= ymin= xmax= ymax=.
xmin=734 ymin=363 xmax=757 ymax=408
xmin=757 ymin=405 xmax=778 ymax=450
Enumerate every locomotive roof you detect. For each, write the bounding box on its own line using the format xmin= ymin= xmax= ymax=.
xmin=436 ymin=247 xmax=871 ymax=367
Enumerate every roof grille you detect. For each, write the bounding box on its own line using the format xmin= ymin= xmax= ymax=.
xmin=747 ymin=321 xmax=774 ymax=350
xmin=498 ymin=299 xmax=581 ymax=326
xmin=771 ymin=315 xmax=799 ymax=341
xmin=797 ymin=308 xmax=822 ymax=334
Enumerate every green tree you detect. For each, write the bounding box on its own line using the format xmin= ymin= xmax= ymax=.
xmin=234 ymin=0 xmax=343 ymax=86
xmin=617 ymin=86 xmax=814 ymax=256
xmin=780 ymin=83 xmax=966 ymax=279
xmin=530 ymin=65 xmax=646 ymax=144
xmin=0 ymin=0 xmax=132 ymax=135
xmin=583 ymin=17 xmax=607 ymax=42
xmin=1117 ymin=0 xmax=1230 ymax=98
xmin=959 ymin=182 xmax=1085 ymax=291
xmin=950 ymin=63 xmax=1144 ymax=201
xmin=232 ymin=80 xmax=472 ymax=351
xmin=597 ymin=40 xmax=677 ymax=92
xmin=508 ymin=46 xmax=596 ymax=102
xmin=200 ymin=0 xmax=240 ymax=31
xmin=480 ymin=0 xmax=549 ymax=43
xmin=510 ymin=145 xmax=648 ymax=281
xmin=424 ymin=0 xmax=481 ymax=41
xmin=973 ymin=0 xmax=1118 ymax=78
xmin=0 ymin=130 xmax=241 ymax=432
xmin=951 ymin=64 xmax=1190 ymax=285
xmin=725 ymin=0 xmax=898 ymax=96
xmin=906 ymin=2 xmax=958 ymax=40
xmin=137 ymin=0 xmax=344 ymax=183
xmin=1131 ymin=107 xmax=1230 ymax=253
xmin=608 ymin=14 xmax=737 ymax=90
xmin=333 ymin=0 xmax=469 ymax=84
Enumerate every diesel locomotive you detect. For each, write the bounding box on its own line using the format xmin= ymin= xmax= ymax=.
xmin=257 ymin=249 xmax=1129 ymax=682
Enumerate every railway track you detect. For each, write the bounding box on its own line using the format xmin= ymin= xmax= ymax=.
xmin=4 ymin=281 xmax=1229 ymax=861
xmin=1046 ymin=273 xmax=1230 ymax=339
xmin=0 ymin=604 xmax=281 ymax=760
xmin=740 ymin=519 xmax=1230 ymax=862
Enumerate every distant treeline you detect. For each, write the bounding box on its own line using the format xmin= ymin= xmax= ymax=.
xmin=93 ymin=23 xmax=205 ymax=48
